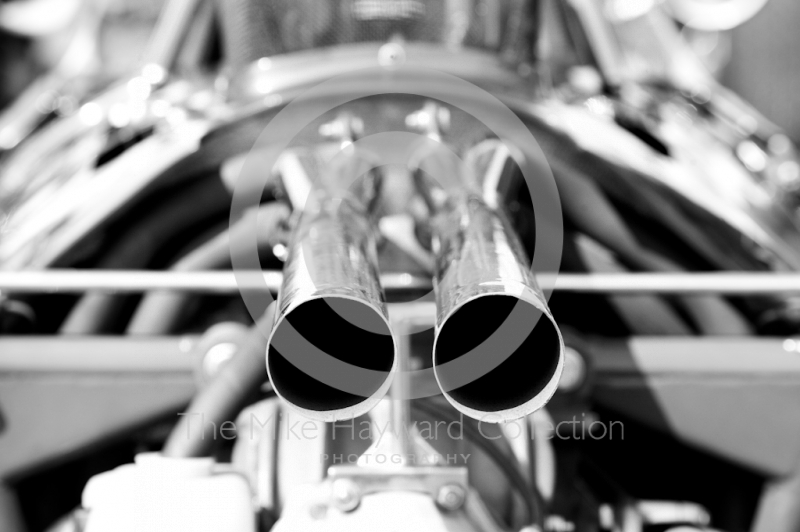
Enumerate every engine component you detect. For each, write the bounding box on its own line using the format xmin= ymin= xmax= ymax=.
xmin=408 ymin=105 xmax=564 ymax=422
xmin=163 ymin=305 xmax=276 ymax=458
xmin=665 ymin=0 xmax=770 ymax=31
xmin=80 ymin=453 xmax=254 ymax=532
xmin=266 ymin=194 xmax=396 ymax=422
xmin=431 ymin=217 xmax=564 ymax=421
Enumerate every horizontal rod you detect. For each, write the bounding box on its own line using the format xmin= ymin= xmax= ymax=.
xmin=1 ymin=334 xmax=800 ymax=377
xmin=1 ymin=270 xmax=800 ymax=295
xmin=0 ymin=336 xmax=198 ymax=372
xmin=0 ymin=270 xmax=428 ymax=294
xmin=551 ymin=272 xmax=800 ymax=295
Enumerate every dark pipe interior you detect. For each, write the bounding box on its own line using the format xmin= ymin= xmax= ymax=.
xmin=267 ymin=297 xmax=394 ymax=412
xmin=434 ymin=295 xmax=561 ymax=413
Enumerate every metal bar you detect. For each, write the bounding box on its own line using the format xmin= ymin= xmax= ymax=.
xmin=4 ymin=270 xmax=800 ymax=295
xmin=0 ymin=270 xmax=264 ymax=294
xmin=0 ymin=336 xmax=198 ymax=372
xmin=142 ymin=0 xmax=202 ymax=70
xmin=548 ymin=273 xmax=800 ymax=295
xmin=591 ymin=336 xmax=800 ymax=375
xmin=0 ymin=270 xmax=429 ymax=294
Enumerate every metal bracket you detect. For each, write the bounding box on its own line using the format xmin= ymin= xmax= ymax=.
xmin=327 ymin=466 xmax=468 ymax=513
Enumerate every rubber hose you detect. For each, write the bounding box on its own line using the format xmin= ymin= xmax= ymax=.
xmin=60 ymin=177 xmax=230 ymax=334
xmin=412 ymin=399 xmax=545 ymax=529
xmin=126 ymin=202 xmax=290 ymax=335
xmin=162 ymin=303 xmax=276 ymax=458
xmin=553 ymin=160 xmax=752 ymax=335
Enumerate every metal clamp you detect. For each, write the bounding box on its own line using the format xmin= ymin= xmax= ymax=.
xmin=328 ymin=466 xmax=468 ymax=513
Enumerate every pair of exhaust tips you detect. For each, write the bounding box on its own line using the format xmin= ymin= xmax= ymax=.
xmin=265 ymin=187 xmax=564 ymax=424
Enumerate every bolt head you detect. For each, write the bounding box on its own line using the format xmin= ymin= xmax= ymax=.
xmin=202 ymin=342 xmax=237 ymax=378
xmin=436 ymin=483 xmax=466 ymax=512
xmin=558 ymin=346 xmax=587 ymax=392
xmin=331 ymin=478 xmax=360 ymax=513
xmin=378 ymin=42 xmax=406 ymax=68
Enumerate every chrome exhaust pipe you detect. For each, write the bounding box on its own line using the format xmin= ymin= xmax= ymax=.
xmin=426 ymin=172 xmax=564 ymax=422
xmin=406 ymin=110 xmax=564 ymax=421
xmin=266 ymin=192 xmax=396 ymax=422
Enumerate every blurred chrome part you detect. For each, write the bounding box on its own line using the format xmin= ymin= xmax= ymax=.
xmin=550 ymin=273 xmax=800 ymax=294
xmin=532 ymin=409 xmax=558 ymax=502
xmin=0 ymin=269 xmax=426 ymax=294
xmin=5 ymin=38 xmax=797 ymax=279
xmin=143 ymin=0 xmax=203 ymax=70
xmin=637 ymin=500 xmax=711 ymax=527
xmin=327 ymin=466 xmax=468 ymax=511
xmin=665 ymin=0 xmax=770 ymax=31
xmin=378 ymin=214 xmax=436 ymax=273
xmin=463 ymin=138 xmax=521 ymax=210
xmin=192 ymin=322 xmax=251 ymax=385
xmin=226 ymin=43 xmax=530 ymax=104
xmin=566 ymin=0 xmax=626 ymax=87
xmin=435 ymin=483 xmax=467 ymax=512
xmin=231 ymin=400 xmax=281 ymax=512
xmin=0 ymin=0 xmax=175 ymax=154
xmin=273 ymin=471 xmax=493 ymax=532
xmin=0 ymin=0 xmax=99 ymax=152
xmin=532 ymin=97 xmax=800 ymax=273
xmin=406 ymin=100 xmax=450 ymax=142
xmin=558 ymin=346 xmax=588 ymax=393
xmin=317 ymin=112 xmax=383 ymax=213
xmin=359 ymin=309 xmax=438 ymax=467
xmin=3 ymin=2 xmax=800 ymax=530
xmin=11 ymin=270 xmax=800 ymax=295
xmin=0 ymin=112 xmax=209 ymax=269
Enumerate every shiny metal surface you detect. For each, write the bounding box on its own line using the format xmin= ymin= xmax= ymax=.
xmin=142 ymin=0 xmax=203 ymax=70
xmin=266 ymin=188 xmax=397 ymax=422
xmin=429 ymin=192 xmax=564 ymax=422
xmin=271 ymin=194 xmax=386 ymax=314
xmin=0 ymin=336 xmax=196 ymax=372
xmin=0 ymin=106 xmax=209 ymax=269
xmin=524 ymin=96 xmax=800 ymax=272
xmin=406 ymin=98 xmax=565 ymax=422
xmin=2 ymin=3 xmax=799 ymax=529
xmin=546 ymin=272 xmax=800 ymax=294
xmin=4 ymin=41 xmax=798 ymax=284
xmin=0 ymin=269 xmax=425 ymax=293
xmin=11 ymin=269 xmax=800 ymax=295
xmin=666 ymin=0 xmax=770 ymax=31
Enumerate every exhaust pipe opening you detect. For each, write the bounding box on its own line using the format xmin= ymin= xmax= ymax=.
xmin=267 ymin=296 xmax=395 ymax=416
xmin=434 ymin=294 xmax=562 ymax=418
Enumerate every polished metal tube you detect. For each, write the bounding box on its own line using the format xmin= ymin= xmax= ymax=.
xmin=7 ymin=270 xmax=800 ymax=295
xmin=266 ymin=192 xmax=397 ymax=422
xmin=0 ymin=270 xmax=428 ymax=293
xmin=431 ymin=193 xmax=565 ymax=422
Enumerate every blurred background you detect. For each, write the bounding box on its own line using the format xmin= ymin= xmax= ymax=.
xmin=724 ymin=0 xmax=800 ymax=142
xmin=0 ymin=0 xmax=163 ymax=118
xmin=0 ymin=0 xmax=800 ymax=141
xmin=0 ymin=2 xmax=799 ymax=532
xmin=0 ymin=0 xmax=798 ymax=140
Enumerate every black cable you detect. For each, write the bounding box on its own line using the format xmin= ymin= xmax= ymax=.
xmin=60 ymin=176 xmax=230 ymax=334
xmin=412 ymin=398 xmax=546 ymax=529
